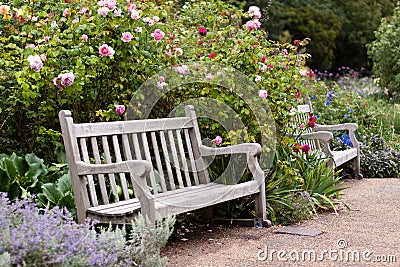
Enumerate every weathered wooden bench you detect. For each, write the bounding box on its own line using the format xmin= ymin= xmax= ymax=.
xmin=293 ymin=97 xmax=362 ymax=178
xmin=59 ymin=105 xmax=267 ymax=225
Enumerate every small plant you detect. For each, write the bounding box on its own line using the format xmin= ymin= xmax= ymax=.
xmin=0 ymin=193 xmax=175 ymax=267
xmin=359 ymin=134 xmax=400 ymax=178
xmin=268 ymin=191 xmax=313 ymax=226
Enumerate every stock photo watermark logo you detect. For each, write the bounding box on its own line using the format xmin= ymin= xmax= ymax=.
xmin=257 ymin=239 xmax=397 ymax=263
xmin=127 ymin=61 xmax=276 ymax=209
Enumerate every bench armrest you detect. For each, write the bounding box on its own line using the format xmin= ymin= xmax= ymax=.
xmin=299 ymin=131 xmax=334 ymax=158
xmin=300 ymin=131 xmax=333 ymax=143
xmin=315 ymin=123 xmax=358 ymax=132
xmin=76 ymin=160 xmax=154 ymax=199
xmin=76 ymin=160 xmax=152 ymax=177
xmin=199 ymin=143 xmax=262 ymax=157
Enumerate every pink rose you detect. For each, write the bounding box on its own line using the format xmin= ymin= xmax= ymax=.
xmin=53 ymin=77 xmax=63 ymax=89
xmin=128 ymin=4 xmax=137 ymax=12
xmin=25 ymin=44 xmax=36 ymax=49
xmin=130 ymin=10 xmax=140 ymax=19
xmin=115 ymin=105 xmax=125 ymax=115
xmin=99 ymin=44 xmax=115 ymax=57
xmin=43 ymin=36 xmax=50 ymax=41
xmin=104 ymin=0 xmax=116 ymax=10
xmin=158 ymin=76 xmax=165 ymax=82
xmin=60 ymin=72 xmax=75 ymax=87
xmin=62 ymin=8 xmax=69 ymax=17
xmin=40 ymin=54 xmax=46 ymax=61
xmin=176 ymin=64 xmax=189 ymax=75
xmin=206 ymin=73 xmax=212 ymax=80
xmin=246 ymin=19 xmax=261 ymax=30
xmin=135 ymin=27 xmax=142 ymax=33
xmin=72 ymin=18 xmax=79 ymax=25
xmin=255 ymin=75 xmax=262 ymax=83
xmin=82 ymin=34 xmax=88 ymax=41
xmin=151 ymin=29 xmax=165 ymax=42
xmin=27 ymin=55 xmax=43 ymax=72
xmin=97 ymin=1 xmax=105 ymax=7
xmin=114 ymin=8 xmax=122 ymax=16
xmin=213 ymin=136 xmax=222 ymax=145
xmin=258 ymin=90 xmax=268 ymax=99
xmin=261 ymin=55 xmax=266 ymax=63
xmin=121 ymin=32 xmax=133 ymax=42
xmin=153 ymin=16 xmax=160 ymax=22
xmin=98 ymin=6 xmax=109 ymax=17
xmin=156 ymin=81 xmax=167 ymax=90
xmin=78 ymin=7 xmax=90 ymax=14
xmin=198 ymin=27 xmax=207 ymax=36
xmin=248 ymin=6 xmax=261 ymax=19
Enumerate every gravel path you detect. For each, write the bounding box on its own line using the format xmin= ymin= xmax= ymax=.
xmin=162 ymin=178 xmax=400 ymax=266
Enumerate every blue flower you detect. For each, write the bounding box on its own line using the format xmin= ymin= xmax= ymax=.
xmin=344 ymin=114 xmax=348 ymax=119
xmin=341 ymin=134 xmax=353 ymax=147
xmin=325 ymin=101 xmax=330 ymax=106
xmin=311 ymin=95 xmax=316 ymax=100
xmin=349 ymin=108 xmax=354 ymax=113
xmin=316 ymin=113 xmax=321 ymax=119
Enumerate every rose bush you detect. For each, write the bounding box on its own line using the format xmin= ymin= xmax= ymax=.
xmin=0 ymin=0 xmax=309 ymax=164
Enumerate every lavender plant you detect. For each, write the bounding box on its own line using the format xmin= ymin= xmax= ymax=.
xmin=0 ymin=193 xmax=175 ymax=267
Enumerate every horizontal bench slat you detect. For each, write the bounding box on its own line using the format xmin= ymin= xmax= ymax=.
xmin=74 ymin=117 xmax=194 ymax=137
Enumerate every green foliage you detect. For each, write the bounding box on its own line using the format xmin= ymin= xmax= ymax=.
xmin=360 ymin=134 xmax=400 ymax=178
xmin=262 ymin=0 xmax=396 ymax=70
xmin=128 ymin=214 xmax=176 ymax=267
xmin=265 ymin=141 xmax=348 ymax=225
xmin=36 ymin=169 xmax=76 ymax=217
xmin=0 ymin=153 xmax=46 ymax=200
xmin=368 ymin=2 xmax=400 ymax=100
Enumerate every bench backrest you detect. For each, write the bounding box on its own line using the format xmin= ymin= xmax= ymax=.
xmin=59 ymin=105 xmax=210 ymax=211
xmin=291 ymin=97 xmax=321 ymax=151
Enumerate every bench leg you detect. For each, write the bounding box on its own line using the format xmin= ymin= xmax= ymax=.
xmin=254 ymin=184 xmax=271 ymax=226
xmin=353 ymin=156 xmax=363 ymax=179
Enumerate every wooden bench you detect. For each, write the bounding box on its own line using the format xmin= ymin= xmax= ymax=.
xmin=59 ymin=105 xmax=267 ymax=224
xmin=292 ymin=97 xmax=362 ymax=178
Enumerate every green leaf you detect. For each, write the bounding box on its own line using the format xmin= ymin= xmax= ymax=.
xmin=56 ymin=173 xmax=72 ymax=194
xmin=42 ymin=183 xmax=61 ymax=205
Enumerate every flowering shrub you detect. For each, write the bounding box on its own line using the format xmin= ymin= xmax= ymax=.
xmin=0 ymin=193 xmax=175 ymax=266
xmin=0 ymin=0 xmax=309 ymax=161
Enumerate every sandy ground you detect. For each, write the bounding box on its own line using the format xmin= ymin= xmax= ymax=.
xmin=162 ymin=178 xmax=400 ymax=267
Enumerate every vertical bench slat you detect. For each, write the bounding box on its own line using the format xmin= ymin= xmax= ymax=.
xmin=79 ymin=138 xmax=98 ymax=206
xmin=132 ymin=133 xmax=142 ymax=160
xmin=184 ymin=129 xmax=200 ymax=185
xmin=141 ymin=132 xmax=159 ymax=194
xmin=176 ymin=129 xmax=191 ymax=187
xmin=91 ymin=137 xmax=109 ymax=204
xmin=122 ymin=134 xmax=140 ymax=195
xmin=151 ymin=132 xmax=168 ymax=193
xmin=160 ymin=130 xmax=176 ymax=190
xmin=167 ymin=130 xmax=184 ymax=189
xmin=102 ymin=136 xmax=119 ymax=202
xmin=112 ymin=135 xmax=130 ymax=200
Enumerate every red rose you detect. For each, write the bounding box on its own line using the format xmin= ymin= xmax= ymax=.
xmin=208 ymin=53 xmax=216 ymax=59
xmin=301 ymin=144 xmax=311 ymax=155
xmin=198 ymin=39 xmax=203 ymax=45
xmin=294 ymin=40 xmax=300 ymax=45
xmin=308 ymin=115 xmax=316 ymax=127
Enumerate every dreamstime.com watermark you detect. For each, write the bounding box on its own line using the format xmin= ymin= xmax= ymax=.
xmin=257 ymin=240 xmax=397 ymax=263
